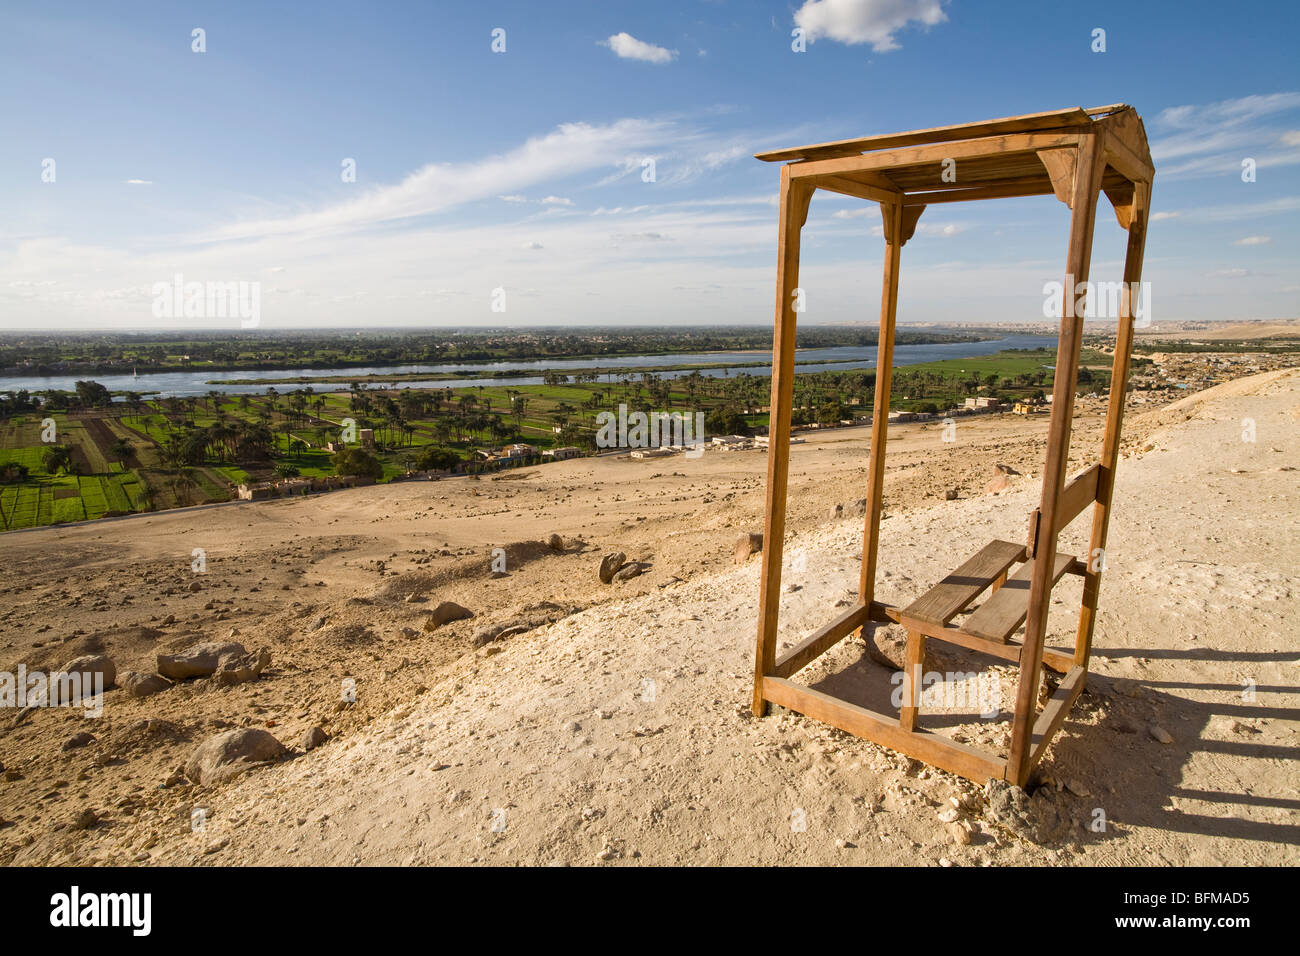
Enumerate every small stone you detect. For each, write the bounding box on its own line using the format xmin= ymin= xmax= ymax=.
xmin=1065 ymin=779 xmax=1091 ymax=797
xmin=73 ymin=808 xmax=98 ymax=830
xmin=1149 ymin=725 xmax=1173 ymax=744
xmin=301 ymin=726 xmax=328 ymax=751
xmin=599 ymin=552 xmax=627 ymax=584
xmin=546 ymin=533 xmax=564 ymax=552
xmin=733 ymin=533 xmax=763 ymax=564
xmin=62 ymin=732 xmax=96 ymax=751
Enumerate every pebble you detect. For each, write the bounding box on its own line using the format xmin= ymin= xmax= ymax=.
xmin=1149 ymin=725 xmax=1174 ymax=744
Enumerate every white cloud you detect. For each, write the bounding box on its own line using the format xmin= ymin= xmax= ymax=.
xmin=794 ymin=0 xmax=947 ymax=52
xmin=522 ymin=241 xmax=544 ymax=250
xmin=602 ymin=32 xmax=677 ymax=64
xmin=124 ymin=179 xmax=153 ymax=185
xmin=499 ymin=194 xmax=527 ymax=203
xmin=1234 ymin=235 xmax=1272 ymax=246
xmin=540 ymin=196 xmax=573 ymax=206
xmin=1150 ymin=211 xmax=1180 ymax=221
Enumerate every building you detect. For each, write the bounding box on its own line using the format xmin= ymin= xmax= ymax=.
xmin=543 ymin=446 xmax=582 ymax=460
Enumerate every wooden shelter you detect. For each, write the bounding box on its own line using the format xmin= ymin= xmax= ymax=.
xmin=750 ymin=105 xmax=1153 ymax=787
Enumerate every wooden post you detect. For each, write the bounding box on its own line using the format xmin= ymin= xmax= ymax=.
xmin=859 ymin=200 xmax=905 ymax=609
xmin=900 ymin=629 xmax=925 ymax=731
xmin=752 ymin=167 xmax=813 ymax=717
xmin=1007 ymin=133 xmax=1105 ymax=784
xmin=1075 ymin=181 xmax=1150 ymax=666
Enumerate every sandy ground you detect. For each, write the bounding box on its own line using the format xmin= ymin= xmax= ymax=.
xmin=0 ymin=371 xmax=1296 ymax=865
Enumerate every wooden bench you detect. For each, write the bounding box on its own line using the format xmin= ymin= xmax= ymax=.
xmin=899 ymin=539 xmax=1025 ymax=628
xmin=961 ymin=551 xmax=1076 ymax=643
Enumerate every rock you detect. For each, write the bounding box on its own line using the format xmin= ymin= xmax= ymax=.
xmin=863 ymin=625 xmax=927 ymax=671
xmin=121 ymin=672 xmax=173 ymax=698
xmin=1149 ymin=725 xmax=1173 ymax=744
xmin=1065 ymin=779 xmax=1091 ymax=797
xmin=188 ymin=581 xmax=203 ymax=592
xmin=62 ymin=732 xmax=96 ymax=751
xmin=944 ymin=488 xmax=960 ymax=500
xmin=983 ymin=778 xmax=1070 ymax=844
xmin=829 ymin=503 xmax=844 ymax=519
xmin=949 ymin=821 xmax=973 ymax=845
xmin=400 ymin=627 xmax=419 ymax=639
xmin=424 ymin=601 xmax=474 ymax=630
xmin=158 ymin=642 xmax=247 ymax=680
xmin=185 ymin=728 xmax=288 ymax=785
xmin=301 ymin=726 xmax=328 ymax=751
xmin=993 ymin=463 xmax=1021 ymax=476
xmin=613 ymin=563 xmax=643 ymax=582
xmin=985 ymin=474 xmax=1012 ymax=494
xmin=73 ymin=808 xmax=98 ymax=830
xmin=403 ymin=592 xmax=421 ymax=603
xmin=54 ymin=654 xmax=116 ymax=701
xmin=546 ymin=533 xmax=565 ymax=552
xmin=211 ymin=648 xmax=271 ymax=686
xmin=733 ymin=533 xmax=763 ymax=565
xmin=599 ymin=552 xmax=627 ymax=583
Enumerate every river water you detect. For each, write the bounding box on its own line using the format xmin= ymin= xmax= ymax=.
xmin=1 ymin=334 xmax=1053 ymax=398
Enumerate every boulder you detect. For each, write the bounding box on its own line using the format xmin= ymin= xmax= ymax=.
xmin=158 ymin=642 xmax=246 ymax=680
xmin=62 ymin=732 xmax=95 ymax=751
xmin=599 ymin=552 xmax=626 ymax=584
xmin=546 ymin=533 xmax=565 ymax=552
xmin=121 ymin=672 xmax=172 ymax=698
xmin=613 ymin=563 xmax=644 ymax=582
xmin=56 ymin=654 xmax=116 ymax=701
xmin=185 ymin=728 xmax=288 ymax=785
xmin=301 ymin=726 xmax=328 ymax=751
xmin=423 ymin=601 xmax=474 ymax=630
xmin=211 ymin=648 xmax=272 ymax=687
xmin=733 ymin=533 xmax=763 ymax=565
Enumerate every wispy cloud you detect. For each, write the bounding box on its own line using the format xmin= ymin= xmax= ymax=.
xmin=1150 ymin=92 xmax=1300 ymax=180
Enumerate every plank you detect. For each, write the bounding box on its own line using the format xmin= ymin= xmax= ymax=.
xmin=787 ymin=133 xmax=1082 ymax=183
xmin=754 ymin=107 xmax=1094 ymax=162
xmin=961 ymin=551 xmax=1075 ymax=643
xmin=899 ymin=539 xmax=1026 ymax=627
xmin=1055 ymin=463 xmax=1101 ymax=534
xmin=773 ymin=603 xmax=871 ymax=678
xmin=761 ymin=677 xmax=1006 ymax=784
xmin=1027 ymin=666 xmax=1088 ymax=774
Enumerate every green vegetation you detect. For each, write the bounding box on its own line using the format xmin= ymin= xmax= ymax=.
xmin=1 ymin=339 xmax=1112 ymax=531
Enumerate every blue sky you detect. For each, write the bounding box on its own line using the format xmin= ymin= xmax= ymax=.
xmin=1 ymin=0 xmax=1297 ymax=329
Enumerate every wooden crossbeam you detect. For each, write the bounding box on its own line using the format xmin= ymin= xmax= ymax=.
xmin=787 ymin=133 xmax=1082 ymax=182
xmin=761 ymin=676 xmax=1007 ymax=783
xmin=1029 ymin=666 xmax=1087 ymax=771
xmin=773 ymin=602 xmax=871 ymax=678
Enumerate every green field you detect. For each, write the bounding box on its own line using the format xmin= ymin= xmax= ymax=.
xmin=1 ymin=344 xmax=1113 ymax=531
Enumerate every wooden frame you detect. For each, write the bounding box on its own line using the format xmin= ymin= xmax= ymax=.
xmin=751 ymin=106 xmax=1153 ymax=787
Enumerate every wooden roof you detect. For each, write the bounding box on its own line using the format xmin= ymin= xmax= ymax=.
xmin=755 ymin=104 xmax=1133 ymax=163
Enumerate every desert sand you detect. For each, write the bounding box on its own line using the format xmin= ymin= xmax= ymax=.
xmin=0 ymin=369 xmax=1296 ymax=866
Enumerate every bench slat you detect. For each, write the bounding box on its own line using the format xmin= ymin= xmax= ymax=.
xmin=901 ymin=539 xmax=1025 ymax=627
xmin=961 ymin=552 xmax=1075 ymax=643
